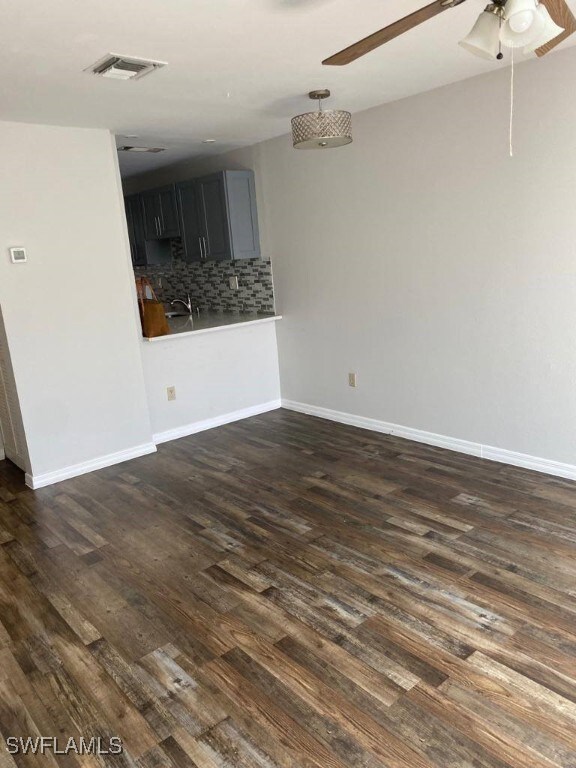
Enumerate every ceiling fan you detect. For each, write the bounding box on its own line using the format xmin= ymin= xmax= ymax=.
xmin=322 ymin=0 xmax=576 ymax=64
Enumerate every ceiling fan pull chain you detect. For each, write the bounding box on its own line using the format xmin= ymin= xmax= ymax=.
xmin=509 ymin=47 xmax=515 ymax=158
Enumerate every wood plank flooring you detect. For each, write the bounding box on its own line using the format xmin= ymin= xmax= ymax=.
xmin=1 ymin=409 xmax=576 ymax=766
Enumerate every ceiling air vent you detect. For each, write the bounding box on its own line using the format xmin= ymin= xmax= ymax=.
xmin=86 ymin=54 xmax=166 ymax=81
xmin=117 ymin=146 xmax=166 ymax=153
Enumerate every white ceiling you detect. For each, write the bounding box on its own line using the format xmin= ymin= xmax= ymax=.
xmin=1 ymin=0 xmax=573 ymax=177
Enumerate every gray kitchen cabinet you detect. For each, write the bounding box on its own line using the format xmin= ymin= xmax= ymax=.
xmin=197 ymin=174 xmax=232 ymax=261
xmin=141 ymin=184 xmax=180 ymax=240
xmin=222 ymin=170 xmax=261 ymax=260
xmin=124 ymin=194 xmax=171 ymax=267
xmin=176 ymin=170 xmax=261 ymax=262
xmin=141 ymin=190 xmax=161 ymax=240
xmin=175 ymin=180 xmax=204 ymax=263
xmin=124 ymin=194 xmax=147 ymax=266
xmin=158 ymin=185 xmax=180 ymax=237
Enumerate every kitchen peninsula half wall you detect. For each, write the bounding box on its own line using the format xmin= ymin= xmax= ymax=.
xmin=123 ymin=165 xmax=281 ymax=441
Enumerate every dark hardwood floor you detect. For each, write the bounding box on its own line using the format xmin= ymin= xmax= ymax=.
xmin=1 ymin=409 xmax=576 ymax=767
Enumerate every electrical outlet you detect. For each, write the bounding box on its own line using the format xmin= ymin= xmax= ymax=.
xmin=167 ymin=386 xmax=176 ymax=401
xmin=229 ymin=275 xmax=239 ymax=290
xmin=348 ymin=372 xmax=357 ymax=388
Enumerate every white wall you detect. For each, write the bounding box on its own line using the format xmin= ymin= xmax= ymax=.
xmin=0 ymin=121 xmax=154 ymax=485
xmin=128 ymin=47 xmax=576 ymax=470
xmin=268 ymin=47 xmax=576 ymax=467
xmin=142 ymin=322 xmax=281 ymax=440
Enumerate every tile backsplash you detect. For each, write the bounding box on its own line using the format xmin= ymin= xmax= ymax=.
xmin=134 ymin=238 xmax=276 ymax=314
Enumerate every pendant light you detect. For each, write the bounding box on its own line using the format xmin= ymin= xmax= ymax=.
xmin=291 ymin=90 xmax=352 ymax=149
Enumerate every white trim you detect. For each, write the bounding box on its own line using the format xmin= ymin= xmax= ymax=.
xmin=25 ymin=442 xmax=157 ymax=489
xmin=153 ymin=399 xmax=282 ymax=445
xmin=479 ymin=445 xmax=576 ymax=480
xmin=24 ymin=400 xmax=283 ymax=489
xmin=281 ymin=399 xmax=576 ymax=482
xmin=144 ymin=315 xmax=282 ymax=343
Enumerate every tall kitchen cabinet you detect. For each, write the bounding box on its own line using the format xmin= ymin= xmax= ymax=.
xmin=176 ymin=170 xmax=261 ymax=263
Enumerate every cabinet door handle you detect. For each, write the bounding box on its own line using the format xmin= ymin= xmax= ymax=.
xmin=157 ymin=216 xmax=161 ymax=236
xmin=198 ymin=237 xmax=203 ymax=259
xmin=203 ymin=236 xmax=208 ymax=259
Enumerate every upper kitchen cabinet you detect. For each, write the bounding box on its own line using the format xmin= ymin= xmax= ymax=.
xmin=197 ymin=174 xmax=232 ymax=261
xmin=176 ymin=170 xmax=261 ymax=262
xmin=175 ymin=180 xmax=204 ymax=263
xmin=124 ymin=194 xmax=147 ymax=266
xmin=124 ymin=194 xmax=172 ymax=267
xmin=222 ymin=171 xmax=261 ymax=260
xmin=141 ymin=184 xmax=180 ymax=240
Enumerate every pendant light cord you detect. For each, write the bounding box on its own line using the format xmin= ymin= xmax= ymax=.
xmin=509 ymin=48 xmax=515 ymax=158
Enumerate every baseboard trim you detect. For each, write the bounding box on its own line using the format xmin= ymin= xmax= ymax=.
xmin=25 ymin=400 xmax=574 ymax=488
xmin=281 ymin=399 xmax=576 ymax=482
xmin=153 ymin=399 xmax=282 ymax=445
xmin=25 ymin=442 xmax=158 ymax=490
xmin=24 ymin=401 xmax=283 ymax=489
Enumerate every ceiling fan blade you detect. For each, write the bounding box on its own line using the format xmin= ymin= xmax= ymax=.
xmin=322 ymin=0 xmax=450 ymax=65
xmin=536 ymin=0 xmax=576 ymax=55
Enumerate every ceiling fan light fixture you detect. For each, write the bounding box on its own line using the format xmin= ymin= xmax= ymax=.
xmin=501 ymin=1 xmax=546 ymax=45
xmin=522 ymin=3 xmax=565 ymax=51
xmin=459 ymin=7 xmax=503 ymax=59
xmin=504 ymin=0 xmax=537 ymax=31
xmin=322 ymin=0 xmax=574 ymax=65
xmin=291 ymin=90 xmax=352 ymax=149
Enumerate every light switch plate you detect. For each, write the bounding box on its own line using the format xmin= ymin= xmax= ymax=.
xmin=9 ymin=247 xmax=27 ymax=263
xmin=229 ymin=276 xmax=239 ymax=290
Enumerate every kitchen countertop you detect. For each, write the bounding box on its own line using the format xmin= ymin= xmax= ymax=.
xmin=143 ymin=311 xmax=281 ymax=342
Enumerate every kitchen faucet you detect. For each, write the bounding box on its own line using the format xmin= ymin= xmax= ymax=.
xmin=170 ymin=294 xmax=193 ymax=314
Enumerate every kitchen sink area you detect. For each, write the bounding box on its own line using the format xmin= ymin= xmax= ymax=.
xmin=144 ymin=309 xmax=280 ymax=341
xmin=126 ymin=169 xmax=278 ymax=341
